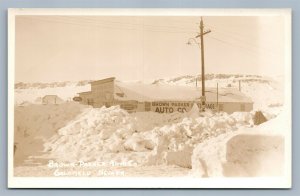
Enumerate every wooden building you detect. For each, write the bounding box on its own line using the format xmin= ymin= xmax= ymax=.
xmin=42 ymin=95 xmax=63 ymax=105
xmin=78 ymin=77 xmax=253 ymax=114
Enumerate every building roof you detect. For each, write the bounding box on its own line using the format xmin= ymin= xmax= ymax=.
xmin=114 ymin=81 xmax=253 ymax=103
xmin=42 ymin=95 xmax=63 ymax=102
xmin=90 ymin=77 xmax=115 ymax=85
xmin=78 ymin=91 xmax=92 ymax=95
xmin=42 ymin=95 xmax=59 ymax=99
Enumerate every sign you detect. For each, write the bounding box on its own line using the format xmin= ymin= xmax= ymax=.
xmin=151 ymin=101 xmax=216 ymax=113
xmin=73 ymin=97 xmax=82 ymax=102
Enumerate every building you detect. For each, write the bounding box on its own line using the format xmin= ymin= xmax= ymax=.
xmin=78 ymin=91 xmax=93 ymax=105
xmin=42 ymin=95 xmax=63 ymax=105
xmin=77 ymin=77 xmax=253 ymax=114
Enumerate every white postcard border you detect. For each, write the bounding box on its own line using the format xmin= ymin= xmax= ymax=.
xmin=7 ymin=8 xmax=292 ymax=188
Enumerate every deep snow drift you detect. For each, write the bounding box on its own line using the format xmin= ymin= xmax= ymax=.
xmin=38 ymin=105 xmax=256 ymax=165
xmin=14 ymin=101 xmax=286 ymax=177
xmin=14 ymin=102 xmax=88 ymax=166
xmin=191 ymin=111 xmax=287 ymax=177
xmin=191 ymin=132 xmax=284 ymax=177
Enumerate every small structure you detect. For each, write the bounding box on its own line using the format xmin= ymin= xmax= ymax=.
xmin=42 ymin=95 xmax=63 ymax=105
xmin=78 ymin=91 xmax=93 ymax=105
xmin=34 ymin=97 xmax=43 ymax=104
xmin=253 ymin=111 xmax=268 ymax=125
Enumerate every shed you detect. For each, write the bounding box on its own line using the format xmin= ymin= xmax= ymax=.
xmin=42 ymin=95 xmax=63 ymax=104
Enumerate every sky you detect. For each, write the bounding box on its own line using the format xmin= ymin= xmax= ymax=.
xmin=15 ymin=15 xmax=287 ymax=83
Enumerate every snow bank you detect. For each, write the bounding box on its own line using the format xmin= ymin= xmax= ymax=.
xmin=165 ymin=145 xmax=193 ymax=168
xmin=143 ymin=111 xmax=255 ymax=167
xmin=256 ymin=110 xmax=289 ymax=135
xmin=41 ymin=105 xmax=256 ymax=166
xmin=43 ymin=107 xmax=188 ymax=163
xmin=14 ymin=102 xmax=87 ymax=166
xmin=44 ymin=106 xmax=133 ymax=161
xmin=191 ymin=113 xmax=286 ymax=177
xmin=15 ymin=100 xmax=287 ymax=178
xmin=224 ymin=133 xmax=284 ymax=177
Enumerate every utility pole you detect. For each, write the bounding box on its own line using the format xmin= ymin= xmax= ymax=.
xmin=217 ymin=82 xmax=219 ymax=112
xmin=195 ymin=17 xmax=211 ymax=112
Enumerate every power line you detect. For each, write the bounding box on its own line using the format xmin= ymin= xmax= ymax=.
xmin=18 ymin=16 xmax=279 ymax=59
xmin=205 ymin=23 xmax=258 ymax=40
xmin=73 ymin=16 xmax=198 ymax=32
xmin=60 ymin=15 xmax=198 ymax=34
xmin=19 ymin=16 xmax=197 ymax=34
xmin=205 ymin=24 xmax=277 ymax=57
xmin=206 ymin=35 xmax=276 ymax=63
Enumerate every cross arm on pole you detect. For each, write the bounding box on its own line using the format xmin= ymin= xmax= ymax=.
xmin=195 ymin=29 xmax=211 ymax=38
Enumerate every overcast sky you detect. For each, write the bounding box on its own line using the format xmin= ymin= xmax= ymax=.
xmin=15 ymin=15 xmax=286 ymax=83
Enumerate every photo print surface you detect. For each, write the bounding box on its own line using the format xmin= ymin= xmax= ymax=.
xmin=8 ymin=8 xmax=292 ymax=188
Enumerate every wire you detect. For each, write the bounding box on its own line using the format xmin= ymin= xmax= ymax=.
xmin=19 ymin=16 xmax=197 ymax=34
xmin=206 ymin=34 xmax=273 ymax=58
xmin=18 ymin=16 xmax=279 ymax=58
xmin=69 ymin=16 xmax=198 ymax=32
xmin=205 ymin=24 xmax=277 ymax=57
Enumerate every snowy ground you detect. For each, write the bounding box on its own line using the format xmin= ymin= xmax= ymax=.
xmin=14 ymin=104 xmax=284 ymax=177
xmin=13 ymin=74 xmax=287 ymax=177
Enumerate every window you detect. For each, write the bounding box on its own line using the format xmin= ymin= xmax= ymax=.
xmin=87 ymin=99 xmax=94 ymax=106
xmin=218 ymin=104 xmax=224 ymax=111
xmin=116 ymin=93 xmax=124 ymax=97
xmin=145 ymin=102 xmax=151 ymax=111
xmin=105 ymin=102 xmax=111 ymax=107
xmin=241 ymin=104 xmax=245 ymax=111
xmin=121 ymin=103 xmax=137 ymax=111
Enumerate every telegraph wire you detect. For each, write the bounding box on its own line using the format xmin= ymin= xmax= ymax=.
xmin=206 ymin=34 xmax=274 ymax=61
xmin=19 ymin=16 xmax=196 ymax=34
xmin=205 ymin=24 xmax=277 ymax=57
xmin=18 ymin=16 xmax=278 ymax=58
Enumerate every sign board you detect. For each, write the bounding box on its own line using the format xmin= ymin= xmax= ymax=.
xmin=151 ymin=101 xmax=216 ymax=113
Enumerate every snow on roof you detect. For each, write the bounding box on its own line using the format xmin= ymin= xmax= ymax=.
xmin=114 ymin=81 xmax=253 ymax=103
xmin=90 ymin=77 xmax=115 ymax=85
xmin=42 ymin=95 xmax=61 ymax=99
xmin=78 ymin=91 xmax=92 ymax=95
xmin=42 ymin=95 xmax=64 ymax=103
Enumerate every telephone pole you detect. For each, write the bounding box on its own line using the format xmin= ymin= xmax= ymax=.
xmin=186 ymin=17 xmax=211 ymax=112
xmin=195 ymin=17 xmax=211 ymax=112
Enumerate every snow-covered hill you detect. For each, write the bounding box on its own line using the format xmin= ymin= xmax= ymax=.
xmin=152 ymin=74 xmax=284 ymax=110
xmin=15 ymin=80 xmax=92 ymax=89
